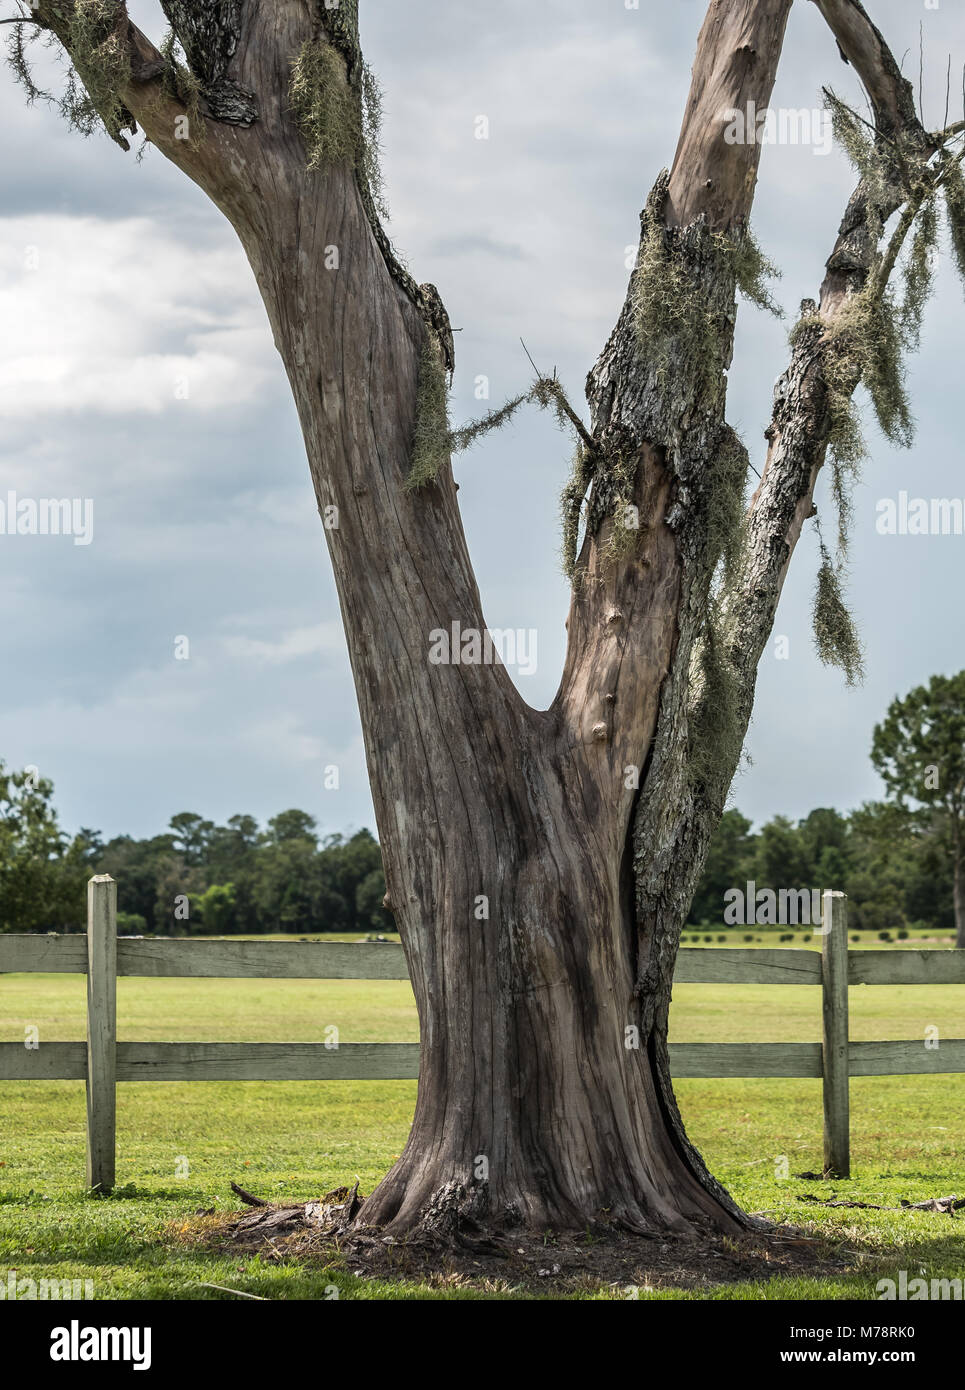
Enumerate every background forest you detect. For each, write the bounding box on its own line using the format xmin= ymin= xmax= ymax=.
xmin=0 ymin=760 xmax=955 ymax=936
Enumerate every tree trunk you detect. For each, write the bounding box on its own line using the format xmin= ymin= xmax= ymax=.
xmin=227 ymin=161 xmax=746 ymax=1237
xmin=955 ymin=852 xmax=965 ymax=950
xmin=20 ymin=0 xmax=950 ymax=1243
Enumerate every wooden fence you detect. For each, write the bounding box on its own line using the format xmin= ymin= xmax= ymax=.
xmin=1 ymin=877 xmax=963 ymax=1193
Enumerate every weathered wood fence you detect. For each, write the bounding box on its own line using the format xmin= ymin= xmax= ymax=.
xmin=2 ymin=878 xmax=963 ymax=1193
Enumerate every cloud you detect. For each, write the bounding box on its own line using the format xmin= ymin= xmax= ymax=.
xmin=0 ymin=215 xmax=276 ymax=417
xmin=221 ymin=623 xmax=345 ymax=667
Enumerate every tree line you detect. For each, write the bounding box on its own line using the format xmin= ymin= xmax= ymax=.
xmin=2 ymin=671 xmax=962 ymax=938
xmin=0 ymin=766 xmax=391 ymax=936
xmin=0 ymin=765 xmax=955 ymax=938
xmin=690 ymin=802 xmax=955 ymax=934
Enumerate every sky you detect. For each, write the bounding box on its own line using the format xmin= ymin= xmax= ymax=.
xmin=0 ymin=0 xmax=963 ymax=844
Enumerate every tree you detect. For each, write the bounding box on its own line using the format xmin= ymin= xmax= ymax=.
xmin=0 ymin=762 xmax=88 ymax=930
xmin=267 ymin=809 xmax=318 ymax=846
xmin=690 ymin=809 xmax=755 ymax=924
xmin=6 ymin=0 xmax=963 ymax=1242
xmin=754 ymin=815 xmax=810 ymax=893
xmin=99 ymin=831 xmax=177 ymax=932
xmin=168 ymin=812 xmax=216 ymax=867
xmin=872 ymin=673 xmax=965 ymax=946
xmin=195 ymin=881 xmax=239 ymax=935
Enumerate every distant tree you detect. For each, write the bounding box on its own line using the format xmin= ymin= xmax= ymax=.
xmin=690 ymin=810 xmax=754 ymax=924
xmin=872 ymin=673 xmax=965 ymax=946
xmin=355 ymin=867 xmax=393 ymax=934
xmin=195 ymin=882 xmax=239 ymax=936
xmin=168 ymin=812 xmax=216 ymax=867
xmin=845 ymin=802 xmax=913 ymax=933
xmin=0 ymin=763 xmax=91 ymax=930
xmin=268 ymin=810 xmax=319 ymax=846
xmin=753 ymin=815 xmax=809 ymax=893
xmin=99 ymin=832 xmax=177 ymax=932
xmin=153 ymin=855 xmax=206 ymax=935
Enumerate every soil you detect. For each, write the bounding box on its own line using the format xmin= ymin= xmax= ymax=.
xmin=177 ymin=1186 xmax=862 ymax=1297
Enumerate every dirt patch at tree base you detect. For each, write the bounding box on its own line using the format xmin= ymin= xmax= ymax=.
xmin=176 ymin=1188 xmax=861 ymax=1296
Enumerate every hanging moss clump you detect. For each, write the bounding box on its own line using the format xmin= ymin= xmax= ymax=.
xmin=789 ymin=180 xmax=939 ymax=562
xmin=630 ymin=178 xmax=782 ymax=418
xmin=687 ymin=609 xmax=745 ymax=794
xmin=812 ymin=538 xmax=864 ymax=686
xmin=824 ymin=90 xmax=890 ymax=238
xmin=942 ymin=159 xmax=965 ymax=286
xmin=64 ymin=0 xmax=132 ymax=141
xmin=731 ymin=228 xmax=784 ymax=318
xmin=808 ymin=90 xmax=942 ymax=488
xmin=560 ymin=444 xmax=597 ymax=578
xmin=359 ymin=60 xmax=388 ymax=220
xmin=159 ymin=31 xmax=204 ymax=146
xmin=405 ymin=337 xmax=451 ymax=492
xmin=630 ymin=191 xmax=727 ymax=410
xmin=290 ymin=39 xmax=360 ymax=171
xmin=288 ymin=33 xmax=388 ymax=217
xmin=702 ymin=428 xmax=750 ymax=589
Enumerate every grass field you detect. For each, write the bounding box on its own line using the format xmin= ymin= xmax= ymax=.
xmin=1 ymin=936 xmax=962 ymax=1300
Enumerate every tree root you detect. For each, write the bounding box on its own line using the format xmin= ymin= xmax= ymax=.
xmin=194 ymin=1181 xmax=851 ymax=1293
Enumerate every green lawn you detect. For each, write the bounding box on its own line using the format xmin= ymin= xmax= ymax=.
xmin=1 ymin=941 xmax=962 ymax=1300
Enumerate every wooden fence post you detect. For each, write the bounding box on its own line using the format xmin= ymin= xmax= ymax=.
xmin=86 ymin=874 xmax=117 ymax=1194
xmin=821 ymin=890 xmax=850 ymax=1178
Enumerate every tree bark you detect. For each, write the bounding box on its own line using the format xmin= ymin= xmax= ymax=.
xmin=14 ymin=0 xmax=950 ymax=1242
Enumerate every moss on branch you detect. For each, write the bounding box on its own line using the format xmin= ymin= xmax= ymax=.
xmin=405 ymin=336 xmax=451 ymax=492
xmin=630 ymin=181 xmax=781 ymax=413
xmin=65 ymin=0 xmax=131 ymax=140
xmin=289 ymin=12 xmax=388 ymax=218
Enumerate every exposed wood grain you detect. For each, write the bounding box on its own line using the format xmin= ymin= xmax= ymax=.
xmin=668 ymin=0 xmax=794 ymax=229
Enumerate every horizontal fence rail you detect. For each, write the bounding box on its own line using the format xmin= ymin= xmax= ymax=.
xmin=6 ymin=936 xmax=965 ymax=987
xmin=1 ymin=880 xmax=963 ymax=1190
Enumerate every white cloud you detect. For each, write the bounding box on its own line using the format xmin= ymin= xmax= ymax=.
xmin=221 ymin=623 xmax=345 ymax=667
xmin=0 ymin=215 xmax=275 ymax=416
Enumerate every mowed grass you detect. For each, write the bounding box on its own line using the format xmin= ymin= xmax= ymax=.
xmin=0 ymin=941 xmax=963 ymax=1300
